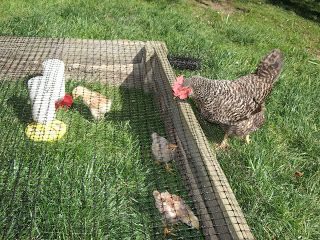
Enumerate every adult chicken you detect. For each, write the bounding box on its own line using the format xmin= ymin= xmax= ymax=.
xmin=173 ymin=49 xmax=283 ymax=148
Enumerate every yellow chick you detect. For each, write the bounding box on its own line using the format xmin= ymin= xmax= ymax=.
xmin=72 ymin=86 xmax=112 ymax=120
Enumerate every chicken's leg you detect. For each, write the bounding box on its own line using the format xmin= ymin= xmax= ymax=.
xmin=165 ymin=163 xmax=173 ymax=172
xmin=217 ymin=133 xmax=229 ymax=150
xmin=245 ymin=135 xmax=251 ymax=144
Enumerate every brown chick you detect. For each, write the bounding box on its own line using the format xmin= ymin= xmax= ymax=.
xmin=72 ymin=86 xmax=112 ymax=120
xmin=151 ymin=132 xmax=177 ymax=172
xmin=153 ymin=190 xmax=199 ymax=236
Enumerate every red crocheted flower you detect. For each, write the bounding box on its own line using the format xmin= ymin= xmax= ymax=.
xmin=55 ymin=94 xmax=73 ymax=110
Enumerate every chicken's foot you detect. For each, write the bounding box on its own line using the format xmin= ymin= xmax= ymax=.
xmin=164 ymin=227 xmax=171 ymax=236
xmin=163 ymin=226 xmax=176 ymax=236
xmin=217 ymin=133 xmax=229 ymax=150
xmin=165 ymin=163 xmax=173 ymax=172
xmin=245 ymin=135 xmax=251 ymax=144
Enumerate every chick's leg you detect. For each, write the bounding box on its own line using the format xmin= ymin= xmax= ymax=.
xmin=163 ymin=226 xmax=177 ymax=236
xmin=163 ymin=226 xmax=171 ymax=236
xmin=161 ymin=220 xmax=171 ymax=236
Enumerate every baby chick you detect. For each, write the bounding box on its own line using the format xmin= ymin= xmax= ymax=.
xmin=153 ymin=190 xmax=199 ymax=236
xmin=72 ymin=86 xmax=112 ymax=120
xmin=151 ymin=132 xmax=177 ymax=172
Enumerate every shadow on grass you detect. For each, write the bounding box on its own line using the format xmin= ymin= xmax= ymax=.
xmin=189 ymin=100 xmax=225 ymax=145
xmin=105 ymin=88 xmax=187 ymax=239
xmin=71 ymin=100 xmax=95 ymax=122
xmin=7 ymin=95 xmax=32 ymax=124
xmin=6 ymin=75 xmax=41 ymax=124
xmin=103 ymin=50 xmax=205 ymax=239
xmin=267 ymin=0 xmax=320 ymax=22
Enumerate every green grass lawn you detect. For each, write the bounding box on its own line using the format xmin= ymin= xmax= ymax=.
xmin=0 ymin=80 xmax=204 ymax=239
xmin=0 ymin=0 xmax=319 ymax=239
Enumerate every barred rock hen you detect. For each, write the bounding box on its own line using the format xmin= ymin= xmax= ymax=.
xmin=153 ymin=190 xmax=199 ymax=236
xmin=173 ymin=49 xmax=283 ymax=148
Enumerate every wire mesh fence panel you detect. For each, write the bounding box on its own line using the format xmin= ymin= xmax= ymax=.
xmin=0 ymin=37 xmax=254 ymax=240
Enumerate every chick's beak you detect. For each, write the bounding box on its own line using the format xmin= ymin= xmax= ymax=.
xmin=168 ymin=144 xmax=178 ymax=151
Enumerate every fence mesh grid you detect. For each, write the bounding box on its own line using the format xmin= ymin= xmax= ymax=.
xmin=0 ymin=37 xmax=254 ymax=240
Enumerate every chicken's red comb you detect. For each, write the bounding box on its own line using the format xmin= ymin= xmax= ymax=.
xmin=172 ymin=75 xmax=184 ymax=91
xmin=176 ymin=75 xmax=184 ymax=84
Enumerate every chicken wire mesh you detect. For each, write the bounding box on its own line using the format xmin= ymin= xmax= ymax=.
xmin=0 ymin=37 xmax=254 ymax=240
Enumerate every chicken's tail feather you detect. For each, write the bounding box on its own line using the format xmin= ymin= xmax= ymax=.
xmin=180 ymin=208 xmax=200 ymax=229
xmin=255 ymin=49 xmax=283 ymax=83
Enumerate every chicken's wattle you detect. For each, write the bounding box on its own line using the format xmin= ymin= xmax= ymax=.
xmin=172 ymin=75 xmax=191 ymax=100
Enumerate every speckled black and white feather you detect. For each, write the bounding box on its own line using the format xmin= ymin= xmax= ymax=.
xmin=185 ymin=49 xmax=283 ymax=137
xmin=221 ymin=103 xmax=266 ymax=137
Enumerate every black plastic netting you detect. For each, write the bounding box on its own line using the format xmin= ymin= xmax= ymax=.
xmin=0 ymin=37 xmax=254 ymax=240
